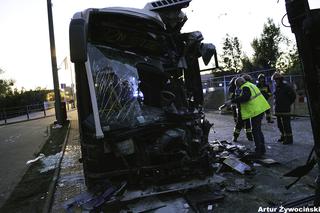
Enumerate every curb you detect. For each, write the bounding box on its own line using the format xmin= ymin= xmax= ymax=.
xmin=42 ymin=121 xmax=71 ymax=213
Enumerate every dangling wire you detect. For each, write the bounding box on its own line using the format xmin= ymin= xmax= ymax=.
xmin=281 ymin=13 xmax=291 ymax=27
xmin=277 ymin=0 xmax=291 ymax=27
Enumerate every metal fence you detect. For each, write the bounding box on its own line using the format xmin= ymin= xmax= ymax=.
xmin=202 ymin=69 xmax=309 ymax=115
xmin=0 ymin=101 xmax=56 ymax=125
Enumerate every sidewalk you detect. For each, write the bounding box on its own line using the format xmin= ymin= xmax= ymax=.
xmin=51 ymin=113 xmax=84 ymax=212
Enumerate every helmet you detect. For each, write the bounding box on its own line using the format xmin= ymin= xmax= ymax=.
xmin=258 ymin=73 xmax=265 ymax=80
xmin=229 ymin=76 xmax=237 ymax=86
xmin=241 ymin=74 xmax=252 ymax=82
xmin=271 ymin=72 xmax=283 ymax=81
xmin=235 ymin=77 xmax=246 ymax=88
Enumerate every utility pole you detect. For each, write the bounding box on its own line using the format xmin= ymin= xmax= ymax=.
xmin=47 ymin=0 xmax=62 ymax=124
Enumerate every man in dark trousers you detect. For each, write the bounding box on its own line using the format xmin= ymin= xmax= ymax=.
xmin=271 ymin=72 xmax=296 ymax=144
xmin=228 ymin=77 xmax=253 ymax=142
xmin=230 ymin=77 xmax=270 ymax=157
xmin=256 ymin=73 xmax=273 ymax=123
xmin=228 ymin=77 xmax=238 ymax=123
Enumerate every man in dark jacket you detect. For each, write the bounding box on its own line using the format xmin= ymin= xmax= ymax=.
xmin=256 ymin=73 xmax=273 ymax=123
xmin=228 ymin=77 xmax=238 ymax=123
xmin=228 ymin=77 xmax=253 ymax=142
xmin=272 ymin=72 xmax=296 ymax=144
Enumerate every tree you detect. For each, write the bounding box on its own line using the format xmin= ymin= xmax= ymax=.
xmin=287 ymin=46 xmax=302 ymax=74
xmin=276 ymin=45 xmax=302 ymax=74
xmin=0 ymin=68 xmax=14 ymax=98
xmin=241 ymin=55 xmax=255 ymax=72
xmin=220 ymin=34 xmax=243 ymax=73
xmin=251 ymin=18 xmax=286 ymax=70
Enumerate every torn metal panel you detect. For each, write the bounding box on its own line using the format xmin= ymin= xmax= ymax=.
xmin=223 ymin=158 xmax=252 ymax=174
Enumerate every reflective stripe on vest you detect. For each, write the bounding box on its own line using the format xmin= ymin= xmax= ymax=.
xmin=247 ymin=84 xmax=263 ymax=101
xmin=240 ymin=82 xmax=271 ymax=120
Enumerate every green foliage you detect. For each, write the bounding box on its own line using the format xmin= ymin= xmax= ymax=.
xmin=251 ymin=18 xmax=285 ymax=69
xmin=241 ymin=55 xmax=255 ymax=72
xmin=220 ymin=34 xmax=243 ymax=72
xmin=276 ymin=45 xmax=302 ymax=74
xmin=0 ymin=68 xmax=14 ymax=98
xmin=0 ymin=89 xmax=51 ymax=109
xmin=0 ymin=67 xmax=51 ymax=109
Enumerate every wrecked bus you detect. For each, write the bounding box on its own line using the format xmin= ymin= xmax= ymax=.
xmin=69 ymin=0 xmax=218 ymax=187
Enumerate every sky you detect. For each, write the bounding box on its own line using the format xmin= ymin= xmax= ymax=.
xmin=0 ymin=0 xmax=320 ymax=90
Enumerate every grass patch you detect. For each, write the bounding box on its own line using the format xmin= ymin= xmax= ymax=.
xmin=0 ymin=121 xmax=69 ymax=213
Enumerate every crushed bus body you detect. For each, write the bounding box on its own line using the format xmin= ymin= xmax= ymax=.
xmin=69 ymin=0 xmax=218 ymax=188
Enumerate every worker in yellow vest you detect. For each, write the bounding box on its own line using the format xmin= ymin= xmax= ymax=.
xmin=231 ymin=77 xmax=271 ymax=157
xmin=229 ymin=76 xmax=253 ymax=142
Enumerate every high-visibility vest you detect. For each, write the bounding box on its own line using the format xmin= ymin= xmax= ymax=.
xmin=240 ymin=82 xmax=270 ymax=120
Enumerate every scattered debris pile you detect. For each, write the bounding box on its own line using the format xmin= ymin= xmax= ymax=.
xmin=62 ymin=139 xmax=280 ymax=212
xmin=208 ymin=140 xmax=253 ymax=174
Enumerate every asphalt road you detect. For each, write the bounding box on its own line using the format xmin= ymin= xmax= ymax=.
xmin=0 ymin=116 xmax=55 ymax=208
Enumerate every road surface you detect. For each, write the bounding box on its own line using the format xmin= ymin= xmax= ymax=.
xmin=0 ymin=116 xmax=55 ymax=208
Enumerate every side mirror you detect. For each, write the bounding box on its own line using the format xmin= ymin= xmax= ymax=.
xmin=200 ymin=43 xmax=218 ymax=67
xmin=69 ymin=18 xmax=87 ymax=63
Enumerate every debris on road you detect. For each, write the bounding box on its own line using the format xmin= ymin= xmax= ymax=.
xmin=223 ymin=157 xmax=252 ymax=174
xmin=255 ymin=158 xmax=279 ymax=167
xmin=26 ymin=153 xmax=45 ymax=165
xmin=39 ymin=152 xmax=62 ymax=173
xmin=52 ymin=124 xmax=63 ymax=129
xmin=63 ymin=181 xmax=117 ymax=212
xmin=209 ymin=140 xmax=249 ymax=159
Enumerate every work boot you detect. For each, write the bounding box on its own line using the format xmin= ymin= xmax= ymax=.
xmin=267 ymin=119 xmax=274 ymax=123
xmin=246 ymin=132 xmax=253 ymax=141
xmin=283 ymin=135 xmax=293 ymax=145
xmin=266 ymin=113 xmax=273 ymax=123
xmin=261 ymin=146 xmax=266 ymax=155
xmin=232 ymin=136 xmax=238 ymax=142
xmin=233 ymin=131 xmax=240 ymax=142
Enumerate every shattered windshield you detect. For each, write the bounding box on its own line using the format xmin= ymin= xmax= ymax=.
xmin=88 ymin=44 xmax=165 ymax=131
